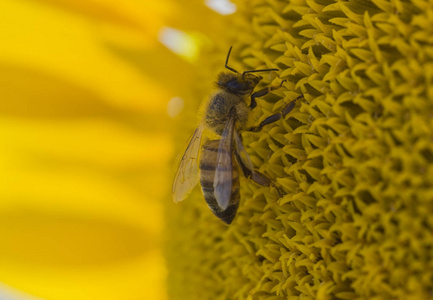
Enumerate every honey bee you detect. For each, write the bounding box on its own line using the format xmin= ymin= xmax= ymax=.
xmin=173 ymin=46 xmax=302 ymax=224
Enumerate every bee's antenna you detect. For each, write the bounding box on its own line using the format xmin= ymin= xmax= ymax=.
xmin=242 ymin=68 xmax=279 ymax=77
xmin=225 ymin=46 xmax=239 ymax=74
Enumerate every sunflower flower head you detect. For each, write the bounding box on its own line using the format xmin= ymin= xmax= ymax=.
xmin=166 ymin=0 xmax=433 ymax=299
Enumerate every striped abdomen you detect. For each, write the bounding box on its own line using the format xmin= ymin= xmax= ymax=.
xmin=199 ymin=140 xmax=240 ymax=224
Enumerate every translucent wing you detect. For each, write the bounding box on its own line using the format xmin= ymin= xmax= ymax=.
xmin=233 ymin=129 xmax=254 ymax=172
xmin=172 ymin=125 xmax=203 ymax=203
xmin=214 ymin=115 xmax=235 ymax=210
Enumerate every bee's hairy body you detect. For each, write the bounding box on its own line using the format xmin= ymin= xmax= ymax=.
xmin=172 ymin=46 xmax=300 ymax=224
xmin=204 ymin=91 xmax=250 ymax=135
xmin=198 ymin=77 xmax=256 ymax=224
xmin=199 ymin=140 xmax=240 ymax=223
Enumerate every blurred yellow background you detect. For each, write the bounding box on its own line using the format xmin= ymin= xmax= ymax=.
xmin=0 ymin=0 xmax=232 ymax=299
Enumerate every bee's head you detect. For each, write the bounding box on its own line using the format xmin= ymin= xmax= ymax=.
xmin=216 ymin=72 xmax=262 ymax=95
xmin=218 ymin=46 xmax=279 ymax=95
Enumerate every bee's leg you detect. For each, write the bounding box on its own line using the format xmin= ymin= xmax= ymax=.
xmin=248 ymin=94 xmax=303 ymax=132
xmin=251 ymin=171 xmax=284 ymax=197
xmin=250 ymin=80 xmax=286 ymax=109
xmin=235 ymin=152 xmax=284 ymax=197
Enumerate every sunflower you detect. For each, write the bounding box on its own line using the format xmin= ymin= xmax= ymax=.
xmin=2 ymin=0 xmax=433 ymax=299
xmin=166 ymin=0 xmax=433 ymax=299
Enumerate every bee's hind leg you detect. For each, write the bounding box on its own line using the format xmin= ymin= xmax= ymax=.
xmin=248 ymin=94 xmax=304 ymax=132
xmin=250 ymin=171 xmax=284 ymax=197
xmin=235 ymin=152 xmax=284 ymax=197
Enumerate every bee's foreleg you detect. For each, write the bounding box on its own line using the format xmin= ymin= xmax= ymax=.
xmin=248 ymin=94 xmax=303 ymax=132
xmin=250 ymin=80 xmax=287 ymax=109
